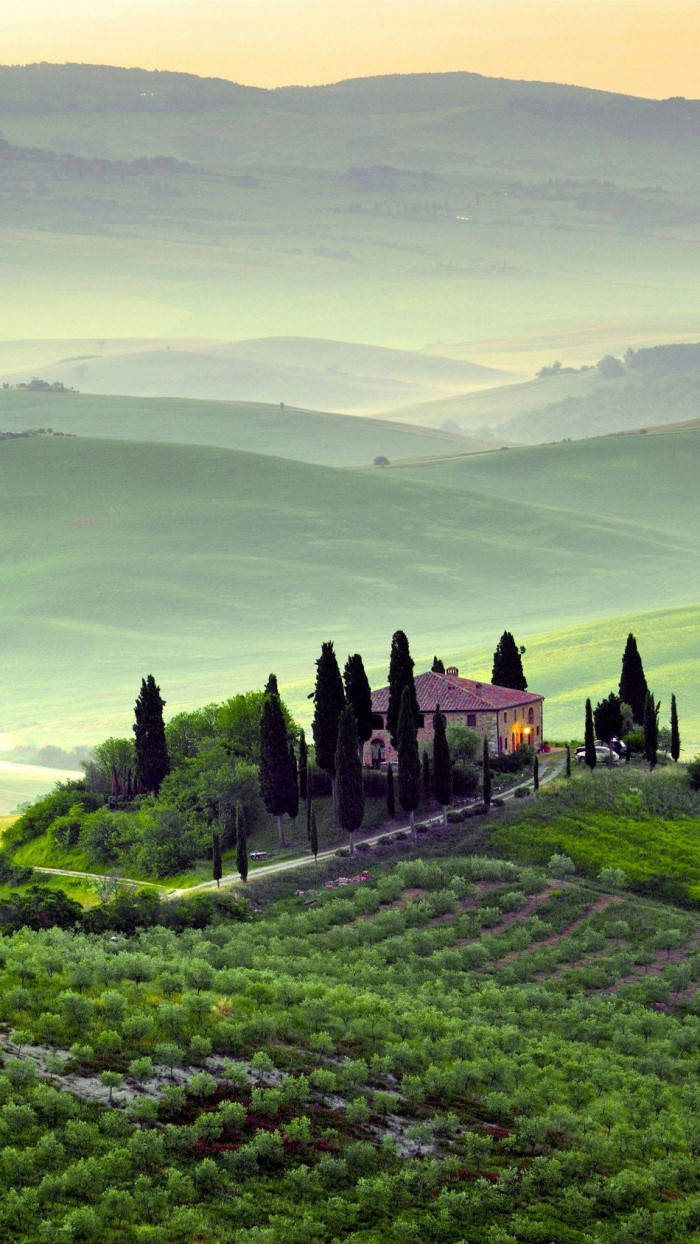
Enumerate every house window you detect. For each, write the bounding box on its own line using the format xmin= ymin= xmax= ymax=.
xmin=503 ymin=712 xmax=508 ymax=723
xmin=528 ymin=707 xmax=534 ymax=724
xmin=536 ymin=726 xmax=540 ymax=736
xmin=503 ymin=737 xmax=508 ymax=751
xmin=467 ymin=713 xmax=476 ymax=727
xmin=371 ymin=713 xmax=384 ymax=728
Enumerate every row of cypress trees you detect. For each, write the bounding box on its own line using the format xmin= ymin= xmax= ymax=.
xmin=583 ymin=633 xmax=680 ymax=769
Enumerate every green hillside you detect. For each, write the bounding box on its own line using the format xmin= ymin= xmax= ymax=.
xmin=0 ymin=426 xmax=697 ymax=802
xmin=0 ymin=67 xmax=698 ymax=346
xmin=0 ymin=390 xmax=489 ymax=468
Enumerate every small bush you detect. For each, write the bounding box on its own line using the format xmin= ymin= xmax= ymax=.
xmin=687 ymin=756 xmax=700 ymax=790
xmin=514 ymin=787 xmax=530 ymax=799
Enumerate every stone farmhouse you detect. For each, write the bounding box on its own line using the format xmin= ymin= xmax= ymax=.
xmin=364 ymin=666 xmax=544 ymax=768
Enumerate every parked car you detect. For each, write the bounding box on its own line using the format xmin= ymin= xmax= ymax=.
xmin=575 ymin=744 xmax=621 ymax=765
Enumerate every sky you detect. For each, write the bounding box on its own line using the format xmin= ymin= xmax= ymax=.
xmin=4 ymin=0 xmax=700 ymax=99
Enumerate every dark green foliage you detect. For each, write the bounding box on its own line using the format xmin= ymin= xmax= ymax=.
xmin=264 ymin=673 xmax=278 ymax=696
xmin=644 ymin=690 xmax=660 ymax=770
xmin=212 ymin=832 xmax=222 ymax=888
xmin=305 ymin=767 xmax=312 ymax=839
xmin=386 ymin=630 xmax=418 ymax=748
xmin=386 ymin=762 xmax=395 ymax=818
xmin=312 ymin=641 xmax=345 ymax=776
xmin=533 ymin=754 xmax=539 ymax=791
xmin=343 ymin=653 xmax=374 ymax=753
xmin=259 ymin=684 xmax=296 ymax=844
xmin=397 ymin=685 xmax=420 ymax=830
xmin=309 ymin=807 xmax=319 ymax=862
xmin=482 ymin=736 xmax=492 ymax=808
xmin=431 ymin=655 xmax=445 ymax=673
xmin=8 ymin=781 xmax=102 ymax=846
xmin=566 ymin=744 xmax=571 ymax=778
xmin=584 ymin=699 xmax=597 ymax=769
xmin=451 ymin=763 xmax=480 ymax=798
xmin=298 ymin=730 xmax=308 ymax=798
xmin=236 ymin=806 xmax=248 ymax=881
xmin=287 ymin=743 xmax=299 ymax=821
xmin=335 ymin=706 xmax=364 ymax=841
xmin=491 ymin=631 xmax=527 ymax=691
xmin=133 ymin=674 xmax=169 ymax=796
xmin=670 ymin=694 xmax=680 ymax=762
xmin=0 ymin=885 xmax=82 ymax=931
xmin=422 ymin=749 xmax=431 ymax=798
xmin=687 ymin=756 xmax=700 ymax=790
xmin=432 ymin=705 xmax=452 ymax=815
xmin=593 ymin=691 xmax=624 ymax=742
xmin=619 ymin=632 xmax=648 ymax=725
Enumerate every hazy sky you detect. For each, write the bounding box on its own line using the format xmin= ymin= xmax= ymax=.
xmin=5 ymin=1 xmax=699 ymax=98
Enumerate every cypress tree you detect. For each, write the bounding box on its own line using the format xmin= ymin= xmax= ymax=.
xmin=593 ymin=692 xmax=624 ymax=743
xmin=236 ymin=806 xmax=248 ymax=882
xmin=397 ymin=685 xmax=420 ymax=841
xmin=133 ymin=674 xmax=170 ymax=796
xmin=259 ymin=684 xmax=295 ymax=847
xmin=287 ymin=743 xmax=299 ymax=824
xmin=298 ymin=730 xmax=308 ymax=799
xmin=305 ymin=766 xmax=312 ymax=839
xmin=670 ymin=694 xmax=680 ymax=762
xmin=312 ymin=641 xmax=346 ymax=820
xmin=491 ymin=632 xmax=527 ymax=691
xmin=565 ymin=744 xmax=571 ymax=778
xmin=386 ymin=630 xmax=418 ymax=749
xmin=431 ymin=656 xmax=445 ymax=674
xmin=619 ymin=633 xmax=648 ymax=725
xmin=264 ymin=673 xmax=279 ymax=696
xmin=343 ymin=653 xmax=374 ymax=762
xmin=533 ymin=753 xmax=539 ymax=791
xmin=212 ymin=832 xmax=222 ymax=889
xmin=310 ymin=807 xmax=319 ymax=862
xmin=584 ymin=699 xmax=597 ymax=769
xmin=482 ymin=736 xmax=492 ymax=809
xmin=422 ymin=749 xmax=431 ymax=799
xmin=432 ymin=704 xmax=452 ymax=826
xmin=643 ymin=690 xmax=659 ymax=770
xmin=386 ymin=762 xmax=395 ymax=819
xmin=335 ymin=705 xmax=364 ymax=855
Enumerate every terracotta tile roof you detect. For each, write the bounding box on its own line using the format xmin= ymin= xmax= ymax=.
xmin=371 ymin=671 xmax=543 ymax=714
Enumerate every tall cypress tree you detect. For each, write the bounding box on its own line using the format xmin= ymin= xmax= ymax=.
xmin=533 ymin=754 xmax=539 ymax=791
xmin=386 ymin=762 xmax=395 ymax=819
xmin=397 ymin=685 xmax=420 ymax=841
xmin=584 ymin=699 xmax=597 ymax=769
xmin=643 ymin=691 xmax=659 ymax=770
xmin=565 ymin=744 xmax=571 ymax=778
xmin=312 ymin=641 xmax=346 ymax=821
xmin=431 ymin=656 xmax=445 ymax=674
xmin=264 ymin=673 xmax=279 ymax=696
xmin=236 ymin=805 xmax=248 ymax=882
xmin=212 ymin=832 xmax=222 ymax=889
xmin=298 ymin=730 xmax=308 ymax=800
xmin=305 ymin=766 xmax=312 ymax=839
xmin=491 ymin=632 xmax=527 ymax=691
xmin=335 ymin=705 xmax=364 ymax=855
xmin=259 ymin=683 xmax=295 ymax=847
xmin=619 ymin=633 xmax=648 ymax=725
xmin=422 ymin=749 xmax=431 ymax=799
xmin=309 ymin=807 xmax=319 ymax=863
xmin=287 ymin=743 xmax=299 ymax=824
xmin=432 ymin=704 xmax=452 ymax=826
xmin=482 ymin=735 xmax=492 ymax=809
xmin=386 ymin=630 xmax=418 ymax=749
xmin=343 ymin=654 xmax=374 ymax=763
xmin=133 ymin=675 xmax=170 ymax=796
xmin=670 ymin=694 xmax=680 ymax=762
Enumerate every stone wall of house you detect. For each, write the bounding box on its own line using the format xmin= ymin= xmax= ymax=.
xmin=363 ymin=701 xmax=544 ymax=767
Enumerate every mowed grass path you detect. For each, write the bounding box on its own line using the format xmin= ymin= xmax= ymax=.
xmin=0 ymin=426 xmax=697 ymax=777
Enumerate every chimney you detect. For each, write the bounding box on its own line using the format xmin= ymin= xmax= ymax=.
xmin=446 ymin=666 xmax=458 ymax=676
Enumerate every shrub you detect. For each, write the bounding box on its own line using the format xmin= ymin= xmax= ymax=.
xmin=514 ymin=787 xmax=530 ymax=799
xmin=548 ymin=853 xmax=576 ymax=878
xmin=687 ymin=756 xmax=700 ymax=790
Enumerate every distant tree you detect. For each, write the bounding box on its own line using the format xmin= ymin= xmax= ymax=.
xmin=87 ymin=737 xmax=136 ymax=800
xmin=287 ymin=743 xmax=299 ymax=824
xmin=597 ymin=354 xmax=625 ymax=378
xmin=298 ymin=730 xmax=308 ymax=799
xmin=386 ymin=630 xmax=418 ymax=749
xmin=305 ymin=767 xmax=312 ymax=839
xmin=386 ymin=762 xmax=395 ymax=819
xmin=670 ymin=694 xmax=680 ymax=762
xmin=236 ymin=806 xmax=248 ymax=882
xmin=309 ymin=807 xmax=319 ymax=862
xmin=343 ymin=654 xmax=374 ymax=761
xmin=212 ymin=832 xmax=222 ymax=889
xmin=482 ymin=736 xmax=492 ymax=809
xmin=533 ymin=754 xmax=539 ymax=791
xmin=312 ymin=641 xmax=346 ymax=820
xmin=432 ymin=705 xmax=452 ymax=825
xmin=491 ymin=632 xmax=527 ymax=691
xmin=422 ymin=749 xmax=431 ymax=799
xmin=594 ymin=692 xmax=624 ymax=743
xmin=643 ymin=691 xmax=659 ymax=770
xmin=565 ymin=744 xmax=571 ymax=778
xmin=374 ymin=456 xmax=390 ymax=467
xmin=397 ymin=686 xmax=420 ymax=840
xmin=431 ymin=656 xmax=445 ymax=674
xmin=335 ymin=706 xmax=364 ymax=854
xmin=584 ymin=699 xmax=597 ymax=769
xmin=133 ymin=675 xmax=169 ymax=796
xmin=619 ymin=633 xmax=648 ymax=725
xmin=259 ymin=683 xmax=295 ymax=847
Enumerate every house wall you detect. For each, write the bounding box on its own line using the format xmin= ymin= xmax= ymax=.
xmin=363 ymin=701 xmax=543 ymax=767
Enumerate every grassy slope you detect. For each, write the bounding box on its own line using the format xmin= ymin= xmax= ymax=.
xmin=0 ymin=424 xmax=696 ymax=773
xmin=0 ymin=390 xmax=489 ymax=468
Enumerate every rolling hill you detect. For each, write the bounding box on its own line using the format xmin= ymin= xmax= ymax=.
xmin=0 ymin=423 xmax=697 ymax=810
